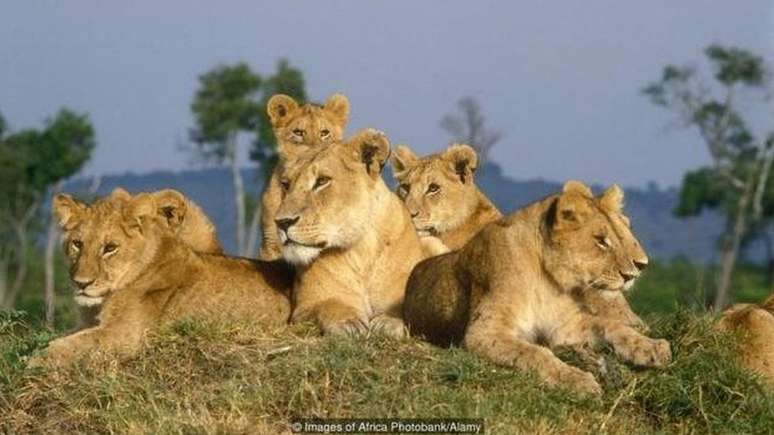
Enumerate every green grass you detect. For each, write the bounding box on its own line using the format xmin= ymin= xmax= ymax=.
xmin=1 ymin=309 xmax=773 ymax=434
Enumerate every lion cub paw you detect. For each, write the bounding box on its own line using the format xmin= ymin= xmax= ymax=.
xmin=370 ymin=315 xmax=408 ymax=339
xmin=555 ymin=365 xmax=602 ymax=396
xmin=618 ymin=337 xmax=672 ymax=368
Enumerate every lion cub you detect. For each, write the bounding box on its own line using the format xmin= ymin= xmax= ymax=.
xmin=75 ymin=187 xmax=223 ymax=328
xmin=392 ymin=144 xmax=646 ymax=329
xmin=403 ymin=180 xmax=671 ymax=394
xmin=717 ymin=294 xmax=774 ymax=384
xmin=32 ymin=191 xmax=292 ymax=367
xmin=259 ymin=93 xmax=350 ymax=260
xmin=273 ymin=129 xmax=425 ymax=337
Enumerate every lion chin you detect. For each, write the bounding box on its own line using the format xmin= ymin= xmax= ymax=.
xmin=282 ymin=243 xmax=323 ymax=266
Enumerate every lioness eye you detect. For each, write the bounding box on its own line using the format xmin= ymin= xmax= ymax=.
xmin=314 ymin=176 xmax=331 ymax=189
xmin=71 ymin=239 xmax=83 ymax=251
xmin=595 ymin=235 xmax=609 ymax=249
xmin=280 ymin=179 xmax=291 ymax=191
xmin=320 ymin=129 xmax=330 ymax=138
xmin=292 ymin=129 xmax=305 ymax=136
xmin=398 ymin=184 xmax=410 ymax=198
xmin=103 ymin=242 xmax=118 ymax=254
xmin=427 ymin=183 xmax=440 ymax=194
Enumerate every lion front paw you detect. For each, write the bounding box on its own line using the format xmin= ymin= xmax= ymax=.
xmin=323 ymin=317 xmax=370 ymax=337
xmin=555 ymin=365 xmax=602 ymax=396
xmin=370 ymin=315 xmax=408 ymax=339
xmin=618 ymin=337 xmax=671 ymax=368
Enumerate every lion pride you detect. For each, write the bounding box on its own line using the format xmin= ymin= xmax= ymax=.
xmin=403 ymin=180 xmax=671 ymax=394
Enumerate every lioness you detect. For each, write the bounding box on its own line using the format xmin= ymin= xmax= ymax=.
xmin=75 ymin=187 xmax=224 ymax=328
xmin=274 ymin=129 xmax=425 ymax=337
xmin=259 ymin=93 xmax=350 ymax=260
xmin=32 ymin=191 xmax=292 ymax=367
xmin=717 ymin=294 xmax=774 ymax=384
xmin=392 ymin=144 xmax=646 ymax=329
xmin=403 ymin=180 xmax=671 ymax=394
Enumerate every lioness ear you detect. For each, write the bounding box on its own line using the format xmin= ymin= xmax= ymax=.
xmin=267 ymin=94 xmax=299 ymax=127
xmin=323 ymin=93 xmax=350 ymax=127
xmin=600 ymin=184 xmax=624 ymax=213
xmin=551 ymin=190 xmax=593 ymax=231
xmin=349 ymin=129 xmax=391 ymax=179
xmin=390 ymin=145 xmax=419 ymax=179
xmin=562 ymin=180 xmax=593 ymax=198
xmin=443 ymin=144 xmax=478 ymax=184
xmin=109 ymin=187 xmax=132 ymax=201
xmin=151 ymin=189 xmax=188 ymax=230
xmin=53 ymin=193 xmax=86 ymax=231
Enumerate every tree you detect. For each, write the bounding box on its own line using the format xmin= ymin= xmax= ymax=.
xmin=244 ymin=59 xmax=307 ymax=256
xmin=440 ymin=96 xmax=502 ymax=165
xmin=0 ymin=109 xmax=95 ymax=313
xmin=190 ymin=63 xmax=262 ymax=256
xmin=643 ymin=45 xmax=773 ymax=309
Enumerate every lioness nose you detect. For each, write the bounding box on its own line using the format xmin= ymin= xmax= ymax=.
xmin=634 ymin=260 xmax=648 ymax=271
xmin=275 ymin=217 xmax=299 ymax=232
xmin=73 ymin=278 xmax=95 ymax=290
xmin=620 ymin=271 xmax=636 ymax=282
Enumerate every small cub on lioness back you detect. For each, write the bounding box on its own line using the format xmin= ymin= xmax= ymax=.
xmin=391 ymin=143 xmax=645 ymax=330
xmin=30 ymin=191 xmax=292 ymax=368
xmin=403 ymin=180 xmax=671 ymax=394
xmin=259 ymin=93 xmax=350 ymax=261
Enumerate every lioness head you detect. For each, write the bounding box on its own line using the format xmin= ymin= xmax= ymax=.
xmin=54 ymin=189 xmax=210 ymax=306
xmin=543 ymin=180 xmax=648 ymax=293
xmin=267 ymin=93 xmax=349 ymax=156
xmin=274 ymin=129 xmax=391 ymax=265
xmin=391 ymin=144 xmax=478 ymax=236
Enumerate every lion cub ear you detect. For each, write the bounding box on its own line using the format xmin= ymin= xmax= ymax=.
xmin=323 ymin=93 xmax=350 ymax=127
xmin=390 ymin=145 xmax=419 ymax=179
xmin=267 ymin=94 xmax=299 ymax=127
xmin=108 ymin=187 xmax=132 ymax=201
xmin=348 ymin=128 xmax=391 ymax=179
xmin=150 ymin=189 xmax=188 ymax=231
xmin=552 ymin=184 xmax=594 ymax=231
xmin=562 ymin=180 xmax=593 ymax=198
xmin=443 ymin=144 xmax=478 ymax=184
xmin=600 ymin=184 xmax=624 ymax=213
xmin=124 ymin=193 xmax=158 ymax=232
xmin=53 ymin=193 xmax=86 ymax=231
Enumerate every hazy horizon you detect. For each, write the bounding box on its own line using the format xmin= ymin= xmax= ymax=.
xmin=2 ymin=1 xmax=772 ymax=188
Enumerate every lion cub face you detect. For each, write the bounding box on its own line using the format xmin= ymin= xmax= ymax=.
xmin=543 ymin=181 xmax=648 ymax=292
xmin=274 ymin=130 xmax=391 ymax=265
xmin=267 ymin=93 xmax=349 ymax=156
xmin=54 ymin=192 xmax=167 ymax=306
xmin=391 ymin=144 xmax=479 ymax=236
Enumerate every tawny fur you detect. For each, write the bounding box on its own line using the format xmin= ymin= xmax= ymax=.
xmin=75 ymin=188 xmax=224 ymax=329
xmin=274 ymin=129 xmax=425 ymax=338
xmin=403 ymin=180 xmax=671 ymax=394
xmin=392 ymin=144 xmax=645 ymax=329
xmin=31 ymin=192 xmax=292 ymax=368
xmin=259 ymin=93 xmax=350 ymax=261
xmin=717 ymin=293 xmax=774 ymax=384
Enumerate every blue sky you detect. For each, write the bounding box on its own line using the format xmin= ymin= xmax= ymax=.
xmin=1 ymin=1 xmax=772 ymax=187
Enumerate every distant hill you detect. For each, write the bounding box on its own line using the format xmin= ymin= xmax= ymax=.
xmin=66 ymin=163 xmax=728 ymax=262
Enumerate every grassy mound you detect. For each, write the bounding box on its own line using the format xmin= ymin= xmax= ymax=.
xmin=1 ymin=310 xmax=772 ymax=434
